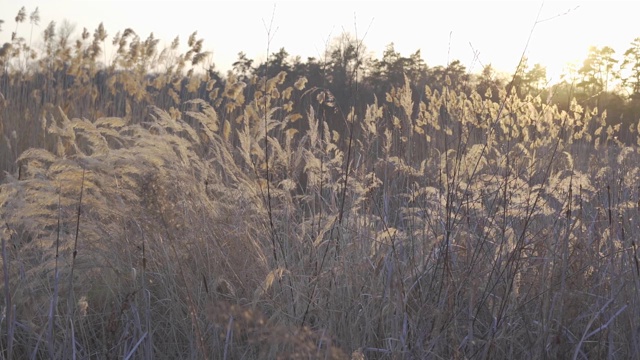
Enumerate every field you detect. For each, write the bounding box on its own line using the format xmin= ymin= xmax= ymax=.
xmin=1 ymin=14 xmax=640 ymax=360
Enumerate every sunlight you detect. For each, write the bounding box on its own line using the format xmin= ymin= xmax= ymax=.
xmin=1 ymin=1 xmax=638 ymax=82
xmin=2 ymin=1 xmax=640 ymax=358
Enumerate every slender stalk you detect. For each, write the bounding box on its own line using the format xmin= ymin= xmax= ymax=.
xmin=67 ymin=168 xmax=86 ymax=314
xmin=2 ymin=222 xmax=14 ymax=360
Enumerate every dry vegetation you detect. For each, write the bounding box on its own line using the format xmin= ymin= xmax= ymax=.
xmin=1 ymin=9 xmax=640 ymax=360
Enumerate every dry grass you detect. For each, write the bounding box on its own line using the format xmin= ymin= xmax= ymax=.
xmin=1 ymin=13 xmax=640 ymax=360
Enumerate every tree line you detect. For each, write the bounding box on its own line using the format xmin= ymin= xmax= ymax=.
xmin=2 ymin=7 xmax=640 ymax=140
xmin=242 ymin=36 xmax=640 ymax=134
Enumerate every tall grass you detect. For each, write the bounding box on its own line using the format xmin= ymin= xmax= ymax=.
xmin=1 ymin=10 xmax=640 ymax=359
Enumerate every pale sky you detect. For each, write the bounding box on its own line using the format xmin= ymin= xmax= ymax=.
xmin=1 ymin=0 xmax=639 ymax=83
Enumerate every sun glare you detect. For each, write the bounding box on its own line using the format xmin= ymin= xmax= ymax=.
xmin=1 ymin=1 xmax=638 ymax=83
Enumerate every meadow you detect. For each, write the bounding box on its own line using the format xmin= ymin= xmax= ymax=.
xmin=1 ymin=12 xmax=640 ymax=360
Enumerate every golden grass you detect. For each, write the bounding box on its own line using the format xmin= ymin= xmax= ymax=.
xmin=0 ymin=16 xmax=639 ymax=360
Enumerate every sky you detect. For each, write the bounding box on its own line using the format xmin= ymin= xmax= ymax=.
xmin=1 ymin=1 xmax=639 ymax=83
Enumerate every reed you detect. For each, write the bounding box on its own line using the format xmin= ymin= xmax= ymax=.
xmin=0 ymin=6 xmax=638 ymax=359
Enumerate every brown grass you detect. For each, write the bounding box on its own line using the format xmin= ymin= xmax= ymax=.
xmin=1 ymin=12 xmax=640 ymax=360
